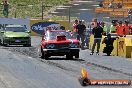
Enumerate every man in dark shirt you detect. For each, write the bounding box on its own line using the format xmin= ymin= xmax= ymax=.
xmin=90 ymin=22 xmax=103 ymax=55
xmin=102 ymin=34 xmax=116 ymax=56
xmin=76 ymin=20 xmax=86 ymax=49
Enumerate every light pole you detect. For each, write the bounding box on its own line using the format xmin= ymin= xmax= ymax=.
xmin=68 ymin=7 xmax=71 ymax=30
xmin=14 ymin=3 xmax=17 ymax=18
xmin=41 ymin=1 xmax=52 ymax=20
xmin=42 ymin=1 xmax=44 ymax=20
xmin=68 ymin=7 xmax=71 ymax=23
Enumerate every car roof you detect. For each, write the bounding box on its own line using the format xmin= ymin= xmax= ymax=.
xmin=6 ymin=25 xmax=24 ymax=27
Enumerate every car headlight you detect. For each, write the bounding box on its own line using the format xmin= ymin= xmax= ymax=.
xmin=46 ymin=44 xmax=55 ymax=49
xmin=69 ymin=43 xmax=78 ymax=48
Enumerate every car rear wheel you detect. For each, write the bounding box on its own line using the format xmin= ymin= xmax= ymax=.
xmin=75 ymin=52 xmax=79 ymax=58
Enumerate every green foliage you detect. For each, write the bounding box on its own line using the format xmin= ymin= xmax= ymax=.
xmin=0 ymin=0 xmax=69 ymax=19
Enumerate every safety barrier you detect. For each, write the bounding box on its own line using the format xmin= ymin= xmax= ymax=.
xmin=89 ymin=35 xmax=94 ymax=50
xmin=89 ymin=35 xmax=106 ymax=52
xmin=118 ymin=36 xmax=132 ymax=58
xmin=131 ymin=52 xmax=132 ymax=59
xmin=89 ymin=35 xmax=132 ymax=58
xmin=111 ymin=38 xmax=118 ymax=56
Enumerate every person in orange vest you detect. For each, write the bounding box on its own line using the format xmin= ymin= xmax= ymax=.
xmin=116 ymin=21 xmax=125 ymax=37
xmin=72 ymin=19 xmax=78 ymax=38
xmin=123 ymin=21 xmax=131 ymax=35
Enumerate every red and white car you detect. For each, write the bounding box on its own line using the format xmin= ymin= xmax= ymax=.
xmin=39 ymin=30 xmax=80 ymax=59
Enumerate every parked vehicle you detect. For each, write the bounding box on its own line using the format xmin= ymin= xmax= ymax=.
xmin=0 ymin=25 xmax=31 ymax=46
xmin=39 ymin=30 xmax=80 ymax=59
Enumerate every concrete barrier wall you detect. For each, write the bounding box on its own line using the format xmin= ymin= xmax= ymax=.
xmin=111 ymin=38 xmax=118 ymax=56
xmin=131 ymin=52 xmax=132 ymax=59
xmin=118 ymin=36 xmax=132 ymax=58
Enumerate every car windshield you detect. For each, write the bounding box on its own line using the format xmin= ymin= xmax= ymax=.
xmin=5 ymin=27 xmax=26 ymax=32
xmin=46 ymin=31 xmax=72 ymax=40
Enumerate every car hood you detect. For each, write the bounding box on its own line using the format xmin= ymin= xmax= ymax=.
xmin=42 ymin=39 xmax=79 ymax=44
xmin=4 ymin=31 xmax=30 ymax=37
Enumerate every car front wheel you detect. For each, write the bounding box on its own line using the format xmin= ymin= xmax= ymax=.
xmin=41 ymin=48 xmax=49 ymax=59
xmin=75 ymin=52 xmax=79 ymax=58
xmin=2 ymin=40 xmax=7 ymax=46
xmin=41 ymin=52 xmax=49 ymax=59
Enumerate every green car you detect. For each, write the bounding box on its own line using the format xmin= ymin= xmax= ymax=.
xmin=0 ymin=25 xmax=31 ymax=46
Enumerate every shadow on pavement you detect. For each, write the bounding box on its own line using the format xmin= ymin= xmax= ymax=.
xmin=41 ymin=57 xmax=85 ymax=61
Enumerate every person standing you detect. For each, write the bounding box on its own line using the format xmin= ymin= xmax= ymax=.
xmin=2 ymin=0 xmax=9 ymax=18
xmin=72 ymin=19 xmax=78 ymax=39
xmin=116 ymin=21 xmax=125 ymax=37
xmin=110 ymin=20 xmax=117 ymax=33
xmin=123 ymin=21 xmax=131 ymax=35
xmin=101 ymin=22 xmax=108 ymax=35
xmin=76 ymin=20 xmax=86 ymax=50
xmin=90 ymin=22 xmax=103 ymax=55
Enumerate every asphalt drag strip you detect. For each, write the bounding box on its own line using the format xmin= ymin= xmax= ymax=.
xmin=0 ymin=36 xmax=132 ymax=88
xmin=1 ymin=45 xmax=132 ymax=78
xmin=1 ymin=46 xmax=132 ymax=80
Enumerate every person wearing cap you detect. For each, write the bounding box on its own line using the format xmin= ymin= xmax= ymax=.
xmin=110 ymin=20 xmax=117 ymax=33
xmin=76 ymin=20 xmax=86 ymax=49
xmin=116 ymin=21 xmax=125 ymax=37
xmin=123 ymin=21 xmax=131 ymax=35
xmin=90 ymin=22 xmax=103 ymax=55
